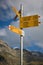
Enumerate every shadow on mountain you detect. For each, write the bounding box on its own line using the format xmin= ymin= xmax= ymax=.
xmin=0 ymin=40 xmax=43 ymax=65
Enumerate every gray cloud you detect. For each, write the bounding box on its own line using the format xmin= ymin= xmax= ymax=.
xmin=9 ymin=0 xmax=43 ymax=16
xmin=0 ymin=0 xmax=43 ymax=49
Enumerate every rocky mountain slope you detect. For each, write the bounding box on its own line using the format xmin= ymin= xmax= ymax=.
xmin=15 ymin=48 xmax=43 ymax=65
xmin=0 ymin=40 xmax=43 ymax=65
xmin=0 ymin=40 xmax=20 ymax=65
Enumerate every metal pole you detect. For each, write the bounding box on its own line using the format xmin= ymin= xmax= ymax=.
xmin=20 ymin=4 xmax=24 ymax=65
xmin=20 ymin=35 xmax=23 ymax=65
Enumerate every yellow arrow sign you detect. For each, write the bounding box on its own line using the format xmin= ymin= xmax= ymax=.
xmin=20 ymin=15 xmax=40 ymax=28
xmin=8 ymin=25 xmax=24 ymax=35
xmin=12 ymin=6 xmax=20 ymax=17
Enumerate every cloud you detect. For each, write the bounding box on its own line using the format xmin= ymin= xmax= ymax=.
xmin=0 ymin=29 xmax=7 ymax=36
xmin=0 ymin=0 xmax=15 ymax=22
xmin=10 ymin=0 xmax=43 ymax=15
xmin=1 ymin=4 xmax=7 ymax=10
xmin=35 ymin=42 xmax=43 ymax=48
xmin=28 ymin=25 xmax=43 ymax=43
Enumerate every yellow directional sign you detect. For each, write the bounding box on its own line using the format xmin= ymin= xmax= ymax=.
xmin=12 ymin=6 xmax=20 ymax=17
xmin=20 ymin=15 xmax=40 ymax=28
xmin=8 ymin=25 xmax=23 ymax=35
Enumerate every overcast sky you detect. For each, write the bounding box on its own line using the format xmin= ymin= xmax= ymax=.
xmin=0 ymin=0 xmax=43 ymax=52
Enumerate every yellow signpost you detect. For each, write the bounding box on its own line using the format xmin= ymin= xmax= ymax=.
xmin=8 ymin=5 xmax=41 ymax=65
xmin=12 ymin=6 xmax=20 ymax=17
xmin=20 ymin=15 xmax=40 ymax=28
xmin=8 ymin=25 xmax=24 ymax=35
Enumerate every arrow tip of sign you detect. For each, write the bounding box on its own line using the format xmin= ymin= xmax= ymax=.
xmin=8 ymin=25 xmax=11 ymax=30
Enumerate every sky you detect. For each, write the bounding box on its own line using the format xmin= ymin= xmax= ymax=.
xmin=0 ymin=0 xmax=43 ymax=52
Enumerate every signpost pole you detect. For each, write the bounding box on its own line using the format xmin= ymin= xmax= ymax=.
xmin=20 ymin=4 xmax=24 ymax=65
xmin=8 ymin=4 xmax=41 ymax=65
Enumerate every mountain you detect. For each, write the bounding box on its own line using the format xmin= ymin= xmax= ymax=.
xmin=0 ymin=40 xmax=43 ymax=65
xmin=0 ymin=40 xmax=20 ymax=65
xmin=32 ymin=51 xmax=43 ymax=57
xmin=15 ymin=48 xmax=43 ymax=65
